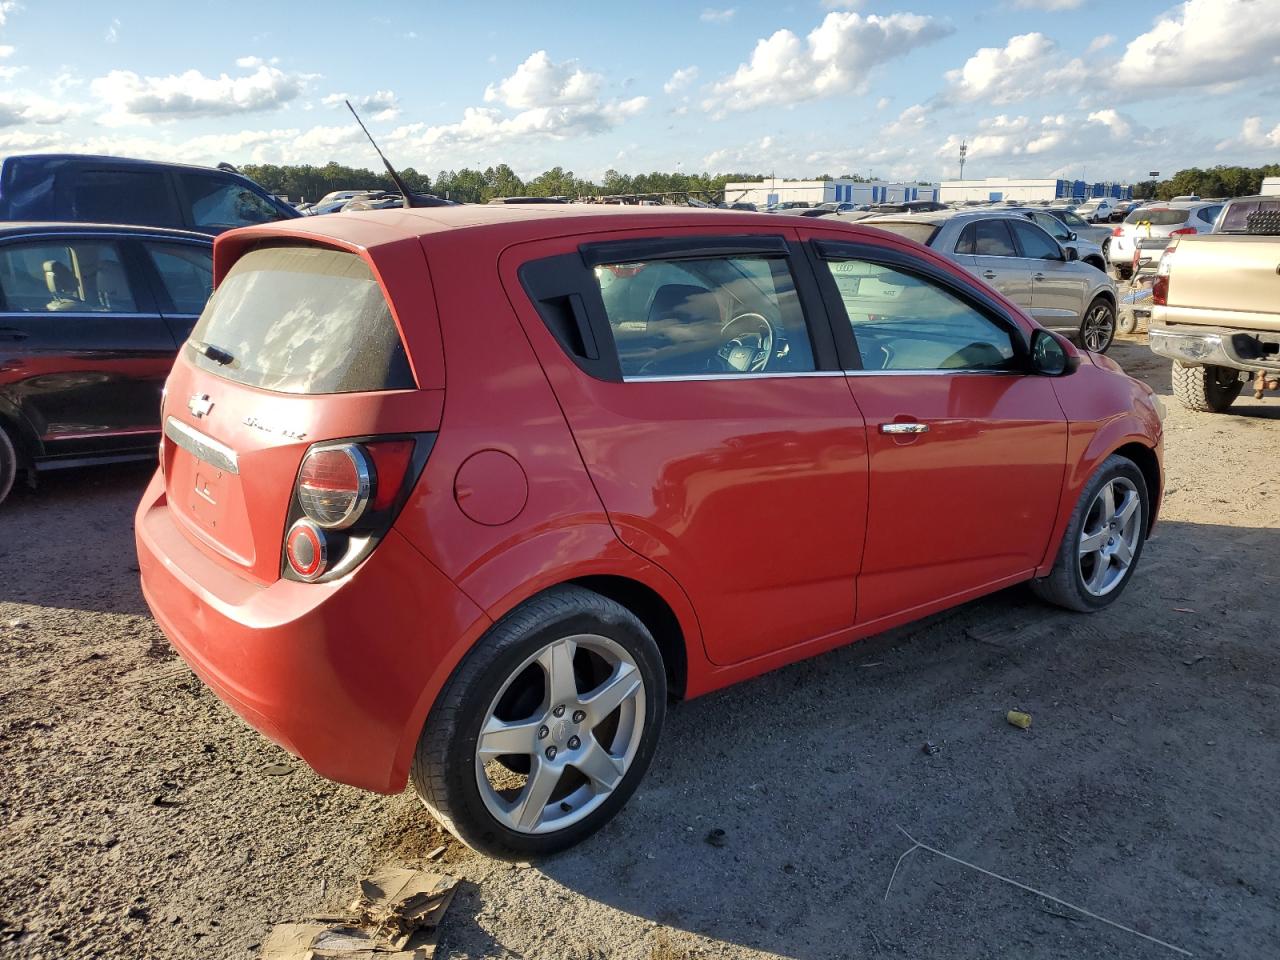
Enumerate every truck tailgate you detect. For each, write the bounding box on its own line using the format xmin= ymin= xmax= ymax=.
xmin=1163 ymin=235 xmax=1280 ymax=333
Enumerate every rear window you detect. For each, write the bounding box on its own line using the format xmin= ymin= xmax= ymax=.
xmin=1216 ymin=199 xmax=1280 ymax=233
xmin=862 ymin=221 xmax=939 ymax=245
xmin=1125 ymin=208 xmax=1188 ymax=226
xmin=186 ymin=245 xmax=414 ymax=394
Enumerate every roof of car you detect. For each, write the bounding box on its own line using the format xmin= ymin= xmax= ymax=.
xmin=0 ymin=221 xmax=213 ymax=242
xmin=854 ymin=209 xmax=1026 ymax=227
xmin=2 ymin=153 xmax=253 ymax=179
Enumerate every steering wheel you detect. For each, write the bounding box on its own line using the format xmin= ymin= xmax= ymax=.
xmin=716 ymin=312 xmax=775 ymax=373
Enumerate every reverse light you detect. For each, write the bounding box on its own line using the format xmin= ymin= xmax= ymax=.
xmin=297 ymin=444 xmax=373 ymax=529
xmin=285 ymin=520 xmax=328 ymax=580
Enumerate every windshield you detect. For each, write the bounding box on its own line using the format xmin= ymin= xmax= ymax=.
xmin=1125 ymin=208 xmax=1189 ymax=226
xmin=186 ymin=245 xmax=414 ymax=394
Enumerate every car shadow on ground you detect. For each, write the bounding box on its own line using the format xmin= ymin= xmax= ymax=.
xmin=0 ymin=460 xmax=153 ymax=615
xmin=1111 ymin=338 xmax=1280 ymax=420
xmin=519 ymin=518 xmax=1280 ymax=960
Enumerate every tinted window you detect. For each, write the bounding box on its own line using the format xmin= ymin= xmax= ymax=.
xmin=591 ymin=255 xmax=815 ymax=377
xmin=61 ymin=169 xmax=182 ymax=227
xmin=1059 ymin=211 xmax=1088 ymax=228
xmin=0 ymin=239 xmax=137 ymax=312
xmin=1197 ymin=205 xmax=1222 ymax=224
xmin=863 ymin=221 xmax=939 ymax=245
xmin=1031 ymin=212 xmax=1070 ymax=240
xmin=180 ymin=175 xmax=285 ymax=230
xmin=1125 ymin=208 xmax=1188 ymax=226
xmin=1010 ymin=220 xmax=1063 ymax=260
xmin=1216 ymin=198 xmax=1280 ymax=233
xmin=145 ymin=241 xmax=213 ymax=314
xmin=187 ymin=246 xmax=413 ymax=394
xmin=958 ymin=220 xmax=1017 ymax=257
xmin=821 ymin=258 xmax=1016 ymax=372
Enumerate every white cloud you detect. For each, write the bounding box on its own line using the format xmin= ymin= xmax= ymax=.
xmin=90 ymin=63 xmax=306 ymax=123
xmin=700 ymin=8 xmax=736 ymax=23
xmin=876 ymin=96 xmax=891 ymax=110
xmin=937 ymin=114 xmax=1070 ymax=162
xmin=322 ymin=89 xmax=399 ymax=122
xmin=393 ymin=95 xmax=647 ymax=152
xmin=1012 ymin=0 xmax=1084 ymax=8
xmin=0 ymin=91 xmax=81 ymax=128
xmin=0 ymin=44 xmax=12 ymax=57
xmin=0 ymin=1 xmax=16 ymax=27
xmin=104 ymin=18 xmax=119 ymax=43
xmin=1115 ymin=0 xmax=1280 ymax=89
xmin=705 ymin=11 xmax=950 ymax=114
xmin=945 ymin=33 xmax=1091 ymax=105
xmin=664 ymin=66 xmax=698 ymax=94
xmin=1086 ymin=108 xmax=1133 ymax=141
xmin=483 ymin=51 xmax=600 ymax=109
xmin=1221 ymin=116 xmax=1280 ymax=150
xmin=1086 ymin=33 xmax=1115 ymax=53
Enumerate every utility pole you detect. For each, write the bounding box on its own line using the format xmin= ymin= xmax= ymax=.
xmin=958 ymin=139 xmax=968 ymax=180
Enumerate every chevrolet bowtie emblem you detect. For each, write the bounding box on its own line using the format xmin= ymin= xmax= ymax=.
xmin=188 ymin=394 xmax=214 ymax=418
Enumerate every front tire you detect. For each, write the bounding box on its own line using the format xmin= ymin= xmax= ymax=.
xmin=0 ymin=425 xmax=17 ymax=507
xmin=1078 ymin=297 xmax=1116 ymax=353
xmin=411 ymin=586 xmax=666 ymax=860
xmin=1171 ymin=362 xmax=1243 ymax=413
xmin=1031 ymin=455 xmax=1149 ymax=612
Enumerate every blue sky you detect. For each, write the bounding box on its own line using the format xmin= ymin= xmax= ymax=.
xmin=0 ymin=0 xmax=1277 ymax=184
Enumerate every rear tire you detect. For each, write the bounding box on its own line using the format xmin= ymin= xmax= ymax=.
xmin=1171 ymin=362 xmax=1243 ymax=413
xmin=0 ymin=425 xmax=17 ymax=507
xmin=1078 ymin=297 xmax=1116 ymax=353
xmin=1031 ymin=455 xmax=1149 ymax=612
xmin=411 ymin=585 xmax=666 ymax=860
xmin=1116 ymin=309 xmax=1137 ymax=335
xmin=1115 ymin=264 xmax=1133 ymax=281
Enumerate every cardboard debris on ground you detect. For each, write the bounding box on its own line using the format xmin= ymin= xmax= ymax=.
xmin=261 ymin=869 xmax=456 ymax=960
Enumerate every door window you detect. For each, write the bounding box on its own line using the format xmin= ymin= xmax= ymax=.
xmin=1031 ymin=212 xmax=1071 ymax=241
xmin=179 ymin=175 xmax=285 ymax=230
xmin=955 ymin=219 xmax=1017 ymax=257
xmin=1009 ymin=220 xmax=1064 ymax=260
xmin=591 ymin=255 xmax=815 ymax=377
xmin=144 ymin=242 xmax=213 ymax=313
xmin=820 ymin=257 xmax=1017 ymax=372
xmin=59 ymin=169 xmax=182 ymax=227
xmin=0 ymin=239 xmax=137 ymax=312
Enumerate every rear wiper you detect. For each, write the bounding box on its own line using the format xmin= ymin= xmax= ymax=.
xmin=189 ymin=340 xmax=234 ymax=366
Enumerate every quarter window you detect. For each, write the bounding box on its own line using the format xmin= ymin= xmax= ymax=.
xmin=820 ymin=258 xmax=1017 ymax=372
xmin=591 ymin=255 xmax=815 ymax=377
xmin=145 ymin=242 xmax=213 ymax=314
xmin=0 ymin=239 xmax=137 ymax=313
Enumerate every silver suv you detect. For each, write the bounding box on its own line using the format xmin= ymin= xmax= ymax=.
xmin=1106 ymin=202 xmax=1223 ymax=279
xmin=854 ymin=210 xmax=1120 ymax=351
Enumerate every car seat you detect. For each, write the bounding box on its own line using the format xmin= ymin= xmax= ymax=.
xmin=43 ymin=259 xmax=83 ymax=311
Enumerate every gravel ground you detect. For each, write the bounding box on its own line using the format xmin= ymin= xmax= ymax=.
xmin=1 ymin=339 xmax=1278 ymax=960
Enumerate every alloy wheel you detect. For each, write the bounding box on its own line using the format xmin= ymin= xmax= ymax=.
xmin=1081 ymin=303 xmax=1115 ymax=352
xmin=474 ymin=634 xmax=646 ymax=835
xmin=1078 ymin=476 xmax=1141 ymax=596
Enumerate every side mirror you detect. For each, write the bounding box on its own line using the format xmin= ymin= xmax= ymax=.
xmin=1067 ymin=231 xmax=1077 ymax=241
xmin=1065 ymin=246 xmax=1079 ymax=261
xmin=1030 ymin=328 xmax=1081 ymax=376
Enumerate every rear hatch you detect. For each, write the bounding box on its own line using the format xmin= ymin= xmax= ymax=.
xmin=1163 ymin=235 xmax=1280 ymax=333
xmin=161 ymin=241 xmax=443 ymax=584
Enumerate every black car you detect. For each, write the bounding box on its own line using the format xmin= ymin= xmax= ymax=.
xmin=0 ymin=223 xmax=213 ymax=504
xmin=0 ymin=154 xmax=299 ymax=235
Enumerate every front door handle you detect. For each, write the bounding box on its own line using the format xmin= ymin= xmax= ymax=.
xmin=881 ymin=422 xmax=929 ymax=435
xmin=1033 ymin=273 xmax=1047 ymax=281
xmin=982 ymin=271 xmax=997 ymax=280
xmin=0 ymin=328 xmax=28 ymax=341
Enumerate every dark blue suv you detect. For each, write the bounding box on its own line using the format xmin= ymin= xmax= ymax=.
xmin=0 ymin=155 xmax=299 ymax=235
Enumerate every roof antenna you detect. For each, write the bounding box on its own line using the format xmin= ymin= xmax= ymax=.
xmin=346 ymin=99 xmax=416 ymax=208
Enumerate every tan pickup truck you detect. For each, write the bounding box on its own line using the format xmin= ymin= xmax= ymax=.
xmin=1149 ymin=196 xmax=1280 ymax=412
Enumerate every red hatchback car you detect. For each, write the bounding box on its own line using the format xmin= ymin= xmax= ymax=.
xmin=136 ymin=206 xmax=1163 ymax=858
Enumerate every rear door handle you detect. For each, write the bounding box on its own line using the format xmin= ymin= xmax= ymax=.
xmin=1033 ymin=273 xmax=1046 ymax=281
xmin=982 ymin=271 xmax=997 ymax=280
xmin=881 ymin=422 xmax=929 ymax=435
xmin=0 ymin=328 xmax=28 ymax=341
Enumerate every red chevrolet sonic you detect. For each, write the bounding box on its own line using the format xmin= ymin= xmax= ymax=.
xmin=136 ymin=206 xmax=1163 ymax=858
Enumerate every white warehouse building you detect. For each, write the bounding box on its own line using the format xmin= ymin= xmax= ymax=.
xmin=939 ymin=177 xmax=1133 ymax=203
xmin=724 ymin=178 xmax=939 ymax=208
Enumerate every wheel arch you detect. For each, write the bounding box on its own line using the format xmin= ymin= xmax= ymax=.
xmin=1112 ymin=440 xmax=1161 ymax=534
xmin=569 ymin=574 xmax=688 ymax=700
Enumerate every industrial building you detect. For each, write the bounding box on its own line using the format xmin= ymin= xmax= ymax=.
xmin=939 ymin=177 xmax=1133 ymax=204
xmin=724 ymin=178 xmax=940 ymax=208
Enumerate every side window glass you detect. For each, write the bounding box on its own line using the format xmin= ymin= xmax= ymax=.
xmin=1198 ymin=205 xmax=1222 ymax=224
xmin=954 ymin=223 xmax=977 ymax=255
xmin=1010 ymin=220 xmax=1063 ymax=260
xmin=60 ymin=170 xmax=180 ymax=227
xmin=591 ymin=255 xmax=816 ymax=377
xmin=0 ymin=239 xmax=137 ymax=313
xmin=972 ymin=220 xmax=1017 ymax=257
xmin=820 ymin=258 xmax=1016 ymax=372
xmin=145 ymin=242 xmax=213 ymax=313
xmin=1034 ymin=213 xmax=1069 ymax=240
xmin=180 ymin=175 xmax=283 ymax=229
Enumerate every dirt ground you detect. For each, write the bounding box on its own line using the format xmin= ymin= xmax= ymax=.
xmin=1 ymin=339 xmax=1277 ymax=960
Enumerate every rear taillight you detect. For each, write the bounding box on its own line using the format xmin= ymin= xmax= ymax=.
xmin=1152 ymin=239 xmax=1176 ymax=306
xmin=1169 ymin=227 xmax=1196 ymax=236
xmin=297 ymin=444 xmax=372 ymax=529
xmin=1112 ymin=226 xmax=1124 ymax=237
xmin=283 ymin=434 xmax=433 ymax=583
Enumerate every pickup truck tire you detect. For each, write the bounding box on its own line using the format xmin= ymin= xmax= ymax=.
xmin=1031 ymin=454 xmax=1149 ymax=613
xmin=1171 ymin=362 xmax=1243 ymax=413
xmin=0 ymin=425 xmax=17 ymax=508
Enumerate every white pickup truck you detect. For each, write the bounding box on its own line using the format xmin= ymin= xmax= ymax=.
xmin=1149 ymin=195 xmax=1280 ymax=412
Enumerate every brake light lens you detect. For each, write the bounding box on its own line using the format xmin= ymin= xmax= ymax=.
xmin=1152 ymin=240 xmax=1176 ymax=306
xmin=1112 ymin=226 xmax=1124 ymax=237
xmin=297 ymin=444 xmax=373 ymax=529
xmin=1169 ymin=227 xmax=1196 ymax=236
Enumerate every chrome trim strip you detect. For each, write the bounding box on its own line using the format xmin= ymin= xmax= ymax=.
xmin=846 ymin=369 xmax=1023 ymax=377
xmin=163 ymin=417 xmax=239 ymax=474
xmin=621 ymin=371 xmax=848 ymax=383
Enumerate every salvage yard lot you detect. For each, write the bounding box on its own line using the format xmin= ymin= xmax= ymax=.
xmin=1 ymin=341 xmax=1277 ymax=960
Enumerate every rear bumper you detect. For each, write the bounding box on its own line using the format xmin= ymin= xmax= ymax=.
xmin=135 ymin=473 xmax=489 ymax=793
xmin=1149 ymin=324 xmax=1280 ymax=374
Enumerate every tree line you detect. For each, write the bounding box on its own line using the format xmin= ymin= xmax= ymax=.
xmin=1131 ymin=164 xmax=1280 ymax=200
